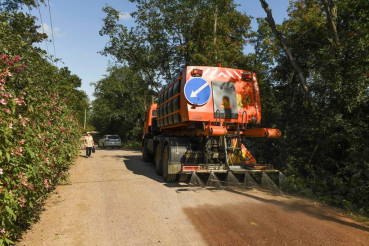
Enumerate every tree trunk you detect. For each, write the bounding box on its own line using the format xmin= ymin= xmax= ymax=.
xmin=321 ymin=0 xmax=341 ymax=56
xmin=259 ymin=0 xmax=309 ymax=95
xmin=213 ymin=2 xmax=218 ymax=65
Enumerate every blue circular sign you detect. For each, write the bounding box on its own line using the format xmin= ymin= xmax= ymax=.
xmin=184 ymin=77 xmax=211 ymax=106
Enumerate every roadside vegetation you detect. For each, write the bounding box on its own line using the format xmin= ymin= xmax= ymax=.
xmin=0 ymin=1 xmax=89 ymax=244
xmin=92 ymin=0 xmax=369 ymax=216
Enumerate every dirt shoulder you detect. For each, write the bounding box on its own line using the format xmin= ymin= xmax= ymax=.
xmin=18 ymin=148 xmax=369 ymax=246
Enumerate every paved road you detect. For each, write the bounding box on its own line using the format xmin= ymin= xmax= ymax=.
xmin=19 ymin=148 xmax=369 ymax=245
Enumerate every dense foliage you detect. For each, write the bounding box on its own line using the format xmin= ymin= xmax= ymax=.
xmin=99 ymin=0 xmax=251 ymax=88
xmin=95 ymin=0 xmax=369 ymax=214
xmin=252 ymin=0 xmax=369 ymax=213
xmin=90 ymin=65 xmax=147 ymax=141
xmin=0 ymin=56 xmax=80 ymax=244
xmin=0 ymin=2 xmax=88 ymax=244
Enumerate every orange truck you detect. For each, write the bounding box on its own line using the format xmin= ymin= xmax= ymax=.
xmin=141 ymin=65 xmax=281 ymax=182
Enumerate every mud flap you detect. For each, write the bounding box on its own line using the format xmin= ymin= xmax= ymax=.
xmin=166 ymin=137 xmax=190 ymax=174
xmin=168 ymin=145 xmax=187 ymax=174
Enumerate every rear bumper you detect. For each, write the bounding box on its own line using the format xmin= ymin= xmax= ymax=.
xmin=181 ymin=164 xmax=279 ymax=174
xmin=104 ymin=142 xmax=121 ymax=147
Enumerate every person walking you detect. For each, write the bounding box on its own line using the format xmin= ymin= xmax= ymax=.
xmin=84 ymin=132 xmax=94 ymax=158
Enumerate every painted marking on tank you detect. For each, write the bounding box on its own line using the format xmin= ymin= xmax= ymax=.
xmin=202 ymin=68 xmax=211 ymax=76
xmin=233 ymin=71 xmax=241 ymax=78
xmin=187 ymin=67 xmax=244 ymax=79
xmin=218 ymin=72 xmax=227 ymax=78
xmin=226 ymin=70 xmax=235 ymax=78
xmin=210 ymin=69 xmax=219 ymax=76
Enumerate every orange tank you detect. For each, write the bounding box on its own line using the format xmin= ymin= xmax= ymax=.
xmin=155 ymin=66 xmax=279 ymax=138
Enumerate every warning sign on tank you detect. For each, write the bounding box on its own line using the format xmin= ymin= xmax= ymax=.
xmin=243 ymin=95 xmax=253 ymax=104
xmin=220 ymin=97 xmax=233 ymax=109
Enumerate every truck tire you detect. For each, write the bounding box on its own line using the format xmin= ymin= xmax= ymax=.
xmin=162 ymin=145 xmax=176 ymax=182
xmin=142 ymin=143 xmax=154 ymax=162
xmin=154 ymin=145 xmax=163 ymax=175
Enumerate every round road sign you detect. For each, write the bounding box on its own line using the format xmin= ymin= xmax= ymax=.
xmin=184 ymin=77 xmax=211 ymax=106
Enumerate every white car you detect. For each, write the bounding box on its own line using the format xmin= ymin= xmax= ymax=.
xmin=98 ymin=135 xmax=121 ymax=148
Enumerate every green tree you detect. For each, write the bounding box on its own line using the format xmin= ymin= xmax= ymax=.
xmin=0 ymin=0 xmax=44 ymax=11
xmin=99 ymin=0 xmax=251 ymax=87
xmin=91 ymin=65 xmax=152 ymax=141
xmin=257 ymin=0 xmax=369 ymax=212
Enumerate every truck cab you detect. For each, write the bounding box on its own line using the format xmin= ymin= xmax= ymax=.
xmin=142 ymin=103 xmax=159 ymax=138
xmin=141 ymin=104 xmax=159 ymax=162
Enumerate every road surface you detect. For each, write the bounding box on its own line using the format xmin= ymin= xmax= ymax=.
xmin=18 ymin=148 xmax=369 ymax=245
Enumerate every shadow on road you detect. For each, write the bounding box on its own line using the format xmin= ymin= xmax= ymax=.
xmin=116 ymin=153 xmax=189 ymax=189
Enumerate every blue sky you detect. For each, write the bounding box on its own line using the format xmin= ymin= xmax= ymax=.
xmin=31 ymin=0 xmax=291 ymax=102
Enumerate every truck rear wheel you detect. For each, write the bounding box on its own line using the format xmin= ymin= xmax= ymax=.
xmin=162 ymin=145 xmax=176 ymax=182
xmin=142 ymin=143 xmax=154 ymax=162
xmin=154 ymin=145 xmax=163 ymax=175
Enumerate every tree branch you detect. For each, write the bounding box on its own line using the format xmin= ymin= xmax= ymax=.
xmin=259 ymin=0 xmax=309 ymax=94
xmin=321 ymin=0 xmax=341 ymax=56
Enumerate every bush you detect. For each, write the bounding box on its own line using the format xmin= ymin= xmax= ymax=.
xmin=0 ymin=55 xmax=80 ymax=244
xmin=122 ymin=140 xmax=141 ymax=150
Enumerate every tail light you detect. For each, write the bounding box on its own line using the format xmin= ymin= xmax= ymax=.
xmin=191 ymin=68 xmax=203 ymax=77
xmin=105 ymin=138 xmax=109 ymax=141
xmin=242 ymin=72 xmax=253 ymax=81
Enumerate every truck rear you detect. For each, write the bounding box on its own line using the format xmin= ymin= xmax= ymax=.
xmin=142 ymin=65 xmax=281 ymax=182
